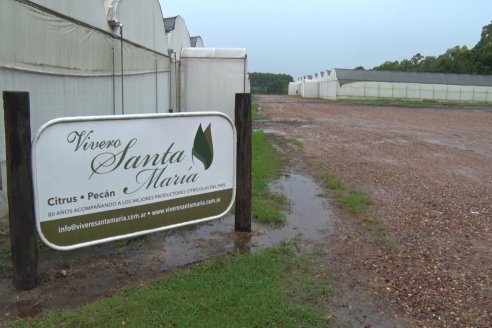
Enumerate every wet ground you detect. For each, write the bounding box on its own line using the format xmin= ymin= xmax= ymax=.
xmin=0 ymin=170 xmax=334 ymax=323
xmin=3 ymin=95 xmax=490 ymax=327
xmin=256 ymin=95 xmax=492 ymax=328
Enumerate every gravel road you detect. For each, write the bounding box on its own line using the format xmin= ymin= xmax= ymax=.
xmin=256 ymin=95 xmax=491 ymax=328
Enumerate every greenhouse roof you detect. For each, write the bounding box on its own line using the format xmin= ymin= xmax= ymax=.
xmin=190 ymin=36 xmax=203 ymax=47
xmin=181 ymin=48 xmax=247 ymax=59
xmin=163 ymin=16 xmax=177 ymax=32
xmin=334 ymin=68 xmax=492 ymax=87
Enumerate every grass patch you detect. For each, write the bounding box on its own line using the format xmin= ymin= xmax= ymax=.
xmin=12 ymin=241 xmax=332 ymax=328
xmin=252 ymin=131 xmax=289 ymax=224
xmin=0 ymin=233 xmax=12 ymax=273
xmin=251 ymin=95 xmax=268 ymax=120
xmin=323 ymin=170 xmax=370 ymax=215
xmin=323 ymin=172 xmax=344 ymax=190
xmin=323 ymin=170 xmax=398 ymax=252
xmin=338 ymin=190 xmax=371 ymax=215
xmin=0 ymin=262 xmax=13 ymax=273
xmin=252 ymin=101 xmax=261 ymax=120
xmin=361 ymin=217 xmax=400 ymax=253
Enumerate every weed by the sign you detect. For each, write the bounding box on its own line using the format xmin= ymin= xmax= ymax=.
xmin=252 ymin=131 xmax=289 ymax=224
xmin=252 ymin=102 xmax=261 ymax=120
xmin=0 ymin=236 xmax=12 ymax=263
xmin=0 ymin=262 xmax=13 ymax=273
xmin=252 ymin=96 xmax=270 ymax=121
xmin=0 ymin=236 xmax=13 ymax=274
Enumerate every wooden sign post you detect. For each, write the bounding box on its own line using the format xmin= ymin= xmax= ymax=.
xmin=234 ymin=93 xmax=252 ymax=232
xmin=3 ymin=91 xmax=38 ymax=290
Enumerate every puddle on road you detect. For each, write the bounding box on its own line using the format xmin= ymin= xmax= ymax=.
xmin=130 ymin=171 xmax=333 ymax=271
xmin=254 ymin=128 xmax=285 ymax=135
xmin=1 ymin=172 xmax=334 ymax=320
xmin=262 ymin=172 xmax=334 ymax=246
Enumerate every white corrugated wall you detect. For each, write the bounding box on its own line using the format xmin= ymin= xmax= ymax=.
xmin=0 ymin=0 xmax=172 ymax=216
xmin=337 ymin=82 xmax=492 ymax=102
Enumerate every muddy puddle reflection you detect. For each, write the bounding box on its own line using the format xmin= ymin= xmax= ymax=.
xmin=1 ymin=172 xmax=333 ymax=320
xmin=139 ymin=171 xmax=333 ymax=270
xmin=40 ymin=172 xmax=333 ymax=272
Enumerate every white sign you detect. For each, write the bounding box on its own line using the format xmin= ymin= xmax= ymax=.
xmin=32 ymin=113 xmax=236 ymax=250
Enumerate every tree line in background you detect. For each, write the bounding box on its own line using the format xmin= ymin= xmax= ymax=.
xmin=372 ymin=21 xmax=492 ymax=74
xmin=249 ymin=72 xmax=293 ymax=95
xmin=250 ymin=22 xmax=492 ymax=95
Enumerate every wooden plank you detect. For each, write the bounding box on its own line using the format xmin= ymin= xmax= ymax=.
xmin=234 ymin=93 xmax=252 ymax=232
xmin=3 ymin=91 xmax=38 ymax=290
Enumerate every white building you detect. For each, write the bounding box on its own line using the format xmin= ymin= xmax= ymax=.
xmin=0 ymin=0 xmax=172 ymax=216
xmin=163 ymin=15 xmax=192 ymax=111
xmin=328 ymin=69 xmax=492 ymax=102
xmin=190 ymin=36 xmax=205 ymax=48
xmin=301 ymin=75 xmax=320 ymax=99
xmin=0 ymin=0 xmax=248 ymax=217
xmin=294 ymin=68 xmax=492 ymax=102
xmin=319 ymin=70 xmax=336 ymax=99
xmin=180 ymin=48 xmax=250 ymax=120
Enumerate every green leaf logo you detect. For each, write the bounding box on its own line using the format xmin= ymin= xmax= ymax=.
xmin=192 ymin=123 xmax=214 ymax=170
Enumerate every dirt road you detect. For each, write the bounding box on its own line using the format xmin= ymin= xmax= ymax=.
xmin=256 ymin=95 xmax=491 ymax=327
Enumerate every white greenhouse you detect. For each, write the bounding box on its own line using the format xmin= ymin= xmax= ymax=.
xmin=180 ymin=48 xmax=250 ymax=121
xmin=319 ymin=70 xmax=336 ymax=99
xmin=190 ymin=36 xmax=205 ymax=48
xmin=294 ymin=68 xmax=492 ymax=102
xmin=0 ymin=0 xmax=172 ymax=216
xmin=329 ymin=69 xmax=492 ymax=102
xmin=164 ymin=15 xmax=192 ymax=58
xmin=0 ymin=0 xmax=248 ymax=217
xmin=288 ymin=81 xmax=302 ymax=96
xmin=301 ymin=78 xmax=320 ymax=99
xmin=163 ymin=15 xmax=192 ymax=111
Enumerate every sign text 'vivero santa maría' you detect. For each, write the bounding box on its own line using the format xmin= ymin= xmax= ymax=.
xmin=32 ymin=113 xmax=236 ymax=250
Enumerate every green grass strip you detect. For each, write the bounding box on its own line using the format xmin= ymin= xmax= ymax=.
xmin=252 ymin=102 xmax=260 ymax=120
xmin=252 ymin=131 xmax=289 ymax=224
xmin=323 ymin=170 xmax=371 ymax=216
xmin=338 ymin=189 xmax=371 ymax=215
xmin=362 ymin=217 xmax=400 ymax=253
xmin=12 ymin=242 xmax=332 ymax=328
xmin=323 ymin=172 xmax=344 ymax=190
xmin=323 ymin=170 xmax=398 ymax=252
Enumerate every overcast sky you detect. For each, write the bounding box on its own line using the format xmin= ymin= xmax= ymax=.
xmin=159 ymin=0 xmax=492 ymax=79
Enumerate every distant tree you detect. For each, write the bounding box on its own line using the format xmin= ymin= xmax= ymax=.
xmin=471 ymin=22 xmax=492 ymax=74
xmin=411 ymin=53 xmax=424 ymax=66
xmin=399 ymin=59 xmax=414 ymax=71
xmin=249 ymin=72 xmax=294 ymax=95
xmin=354 ymin=66 xmax=365 ymax=70
xmin=266 ymin=80 xmax=285 ymax=94
xmin=431 ymin=46 xmax=472 ymax=73
xmin=420 ymin=55 xmax=438 ymax=72
xmin=373 ymin=60 xmax=401 ymax=71
xmin=373 ymin=21 xmax=492 ymax=75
